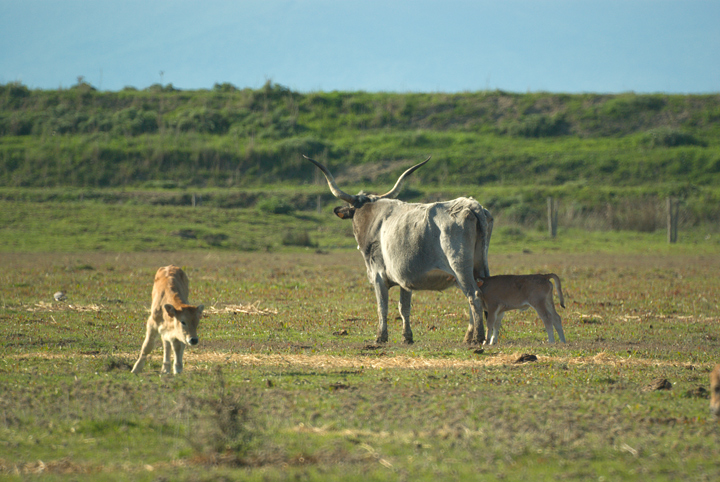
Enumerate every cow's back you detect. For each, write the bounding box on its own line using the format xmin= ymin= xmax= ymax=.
xmin=152 ymin=265 xmax=190 ymax=310
xmin=367 ymin=197 xmax=490 ymax=290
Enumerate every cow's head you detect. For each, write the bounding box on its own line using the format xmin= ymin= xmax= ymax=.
xmin=304 ymin=155 xmax=430 ymax=220
xmin=163 ymin=303 xmax=204 ymax=346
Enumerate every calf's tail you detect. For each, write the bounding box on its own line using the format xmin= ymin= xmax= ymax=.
xmin=547 ymin=273 xmax=565 ymax=308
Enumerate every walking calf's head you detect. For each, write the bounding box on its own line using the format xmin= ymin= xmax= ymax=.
xmin=164 ymin=303 xmax=204 ymax=346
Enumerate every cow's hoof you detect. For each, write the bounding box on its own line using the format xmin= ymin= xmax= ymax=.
xmin=375 ymin=334 xmax=388 ymax=344
xmin=402 ymin=337 xmax=414 ymax=345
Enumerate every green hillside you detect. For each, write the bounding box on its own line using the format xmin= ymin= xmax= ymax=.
xmin=2 ymin=80 xmax=719 ymax=189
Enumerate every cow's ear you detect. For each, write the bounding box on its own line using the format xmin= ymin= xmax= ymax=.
xmin=334 ymin=206 xmax=355 ymax=219
xmin=164 ymin=304 xmax=177 ymax=317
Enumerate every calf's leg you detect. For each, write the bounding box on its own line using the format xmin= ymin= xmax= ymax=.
xmin=485 ymin=310 xmax=504 ymax=345
xmin=534 ymin=303 xmax=559 ymax=343
xmin=548 ymin=300 xmax=566 ymax=343
xmin=172 ymin=339 xmax=185 ymax=374
xmin=131 ymin=321 xmax=157 ymax=374
xmin=161 ymin=338 xmax=173 ymax=374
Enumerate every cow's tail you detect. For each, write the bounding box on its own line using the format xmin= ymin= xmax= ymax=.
xmin=467 ymin=199 xmax=493 ymax=279
xmin=546 ymin=273 xmax=565 ymax=308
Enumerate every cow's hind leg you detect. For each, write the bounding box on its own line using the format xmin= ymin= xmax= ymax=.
xmin=458 ymin=283 xmax=485 ymax=344
xmin=398 ymin=288 xmax=413 ymax=344
xmin=131 ymin=321 xmax=157 ymax=374
xmin=451 ymin=258 xmax=485 ymax=344
xmin=373 ymin=274 xmax=390 ymax=343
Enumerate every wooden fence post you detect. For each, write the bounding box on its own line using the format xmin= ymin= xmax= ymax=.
xmin=667 ymin=197 xmax=678 ymax=243
xmin=547 ymin=197 xmax=558 ymax=238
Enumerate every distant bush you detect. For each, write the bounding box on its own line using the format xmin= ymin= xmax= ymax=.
xmin=281 ymin=230 xmax=317 ymax=247
xmin=203 ymin=233 xmax=228 ymax=247
xmin=504 ymin=114 xmax=569 ymax=137
xmin=602 ymin=95 xmax=665 ymax=119
xmin=641 ymin=128 xmax=705 ymax=148
xmin=168 ymin=108 xmax=229 ymax=134
xmin=1 ymin=82 xmax=31 ymax=107
xmin=497 ymin=225 xmax=526 ymax=240
xmin=112 ymin=108 xmax=158 ymax=136
xmin=256 ymin=196 xmax=295 ymax=215
xmin=145 ymin=83 xmax=178 ymax=93
xmin=213 ymin=82 xmax=238 ymax=93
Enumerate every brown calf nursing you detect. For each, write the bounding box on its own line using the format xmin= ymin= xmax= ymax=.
xmin=131 ymin=265 xmax=204 ymax=375
xmin=476 ymin=273 xmax=566 ymax=345
xmin=711 ymin=364 xmax=720 ymax=417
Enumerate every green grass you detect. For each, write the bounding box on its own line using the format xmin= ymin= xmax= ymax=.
xmin=1 ymin=189 xmax=719 ymax=254
xmin=2 ymin=82 xmax=720 ymax=188
xmin=2 ymin=250 xmax=720 ymax=480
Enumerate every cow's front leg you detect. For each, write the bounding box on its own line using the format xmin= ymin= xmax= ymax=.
xmin=373 ymin=274 xmax=389 ymax=343
xmin=131 ymin=322 xmax=157 ymax=374
xmin=398 ymin=288 xmax=413 ymax=344
xmin=172 ymin=339 xmax=185 ymax=374
xmin=161 ymin=338 xmax=173 ymax=374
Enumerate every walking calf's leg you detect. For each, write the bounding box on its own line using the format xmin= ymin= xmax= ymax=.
xmin=172 ymin=339 xmax=185 ymax=374
xmin=161 ymin=338 xmax=173 ymax=373
xmin=131 ymin=322 xmax=157 ymax=374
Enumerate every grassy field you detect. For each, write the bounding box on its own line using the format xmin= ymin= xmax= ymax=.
xmin=2 ymin=248 xmax=720 ymax=480
xmin=2 ymin=193 xmax=719 ymax=255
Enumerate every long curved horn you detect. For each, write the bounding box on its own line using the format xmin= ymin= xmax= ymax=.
xmin=377 ymin=156 xmax=431 ymax=199
xmin=303 ymin=155 xmax=357 ymax=204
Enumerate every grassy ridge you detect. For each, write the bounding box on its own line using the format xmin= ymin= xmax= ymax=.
xmin=1 ymin=81 xmax=719 ymax=188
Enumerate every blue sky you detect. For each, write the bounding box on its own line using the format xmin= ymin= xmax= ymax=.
xmin=1 ymin=0 xmax=718 ymax=94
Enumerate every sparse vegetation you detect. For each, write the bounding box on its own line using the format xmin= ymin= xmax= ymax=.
xmin=1 ymin=251 xmax=720 ymax=480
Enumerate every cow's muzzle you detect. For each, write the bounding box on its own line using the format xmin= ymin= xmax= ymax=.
xmin=188 ymin=337 xmax=199 ymax=346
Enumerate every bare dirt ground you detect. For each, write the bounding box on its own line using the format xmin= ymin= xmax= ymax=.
xmin=8 ymin=350 xmax=698 ymax=371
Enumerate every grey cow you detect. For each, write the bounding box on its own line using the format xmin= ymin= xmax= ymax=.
xmin=305 ymin=155 xmax=493 ymax=344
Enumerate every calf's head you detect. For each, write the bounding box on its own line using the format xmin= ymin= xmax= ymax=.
xmin=164 ymin=304 xmax=204 ymax=345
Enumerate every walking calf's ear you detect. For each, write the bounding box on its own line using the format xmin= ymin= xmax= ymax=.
xmin=164 ymin=304 xmax=177 ymax=317
xmin=334 ymin=206 xmax=355 ymax=219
